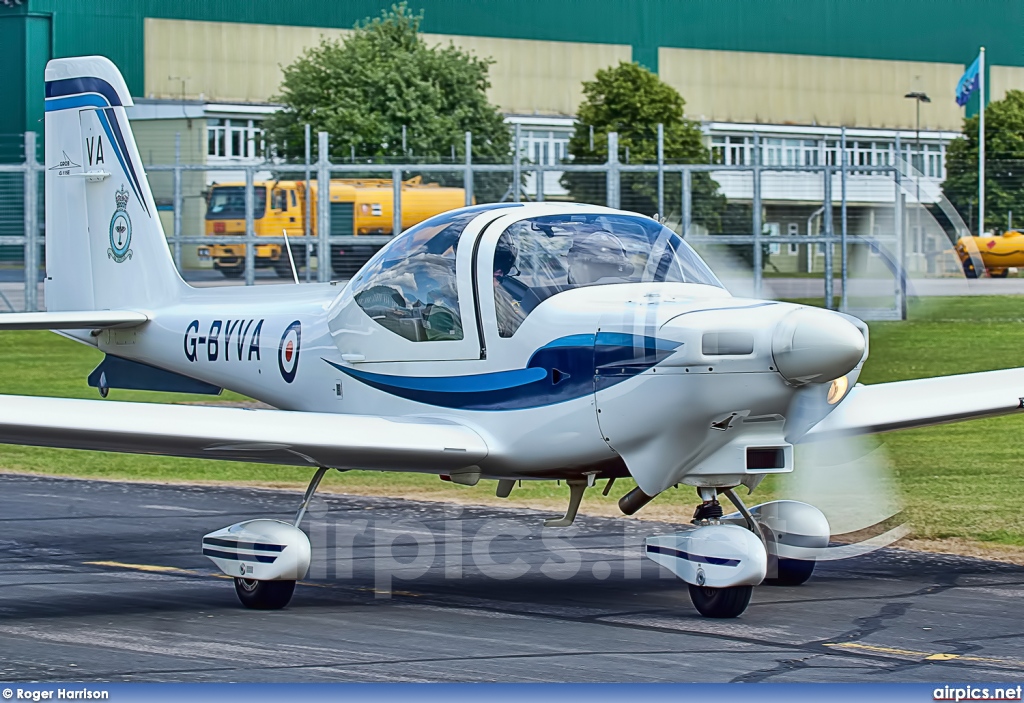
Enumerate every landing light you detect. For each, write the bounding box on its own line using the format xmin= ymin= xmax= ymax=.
xmin=827 ymin=376 xmax=849 ymax=405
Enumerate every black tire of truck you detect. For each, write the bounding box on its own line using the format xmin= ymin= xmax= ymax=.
xmin=332 ymin=245 xmax=381 ymax=280
xmin=272 ymin=245 xmax=307 ymax=278
xmin=216 ymin=263 xmax=244 ymax=279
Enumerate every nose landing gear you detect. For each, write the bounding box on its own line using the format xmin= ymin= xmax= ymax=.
xmin=646 ymin=487 xmax=831 ymax=618
xmin=646 ymin=487 xmax=768 ymax=618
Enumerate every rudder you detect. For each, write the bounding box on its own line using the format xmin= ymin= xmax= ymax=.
xmin=44 ymin=56 xmax=185 ymax=312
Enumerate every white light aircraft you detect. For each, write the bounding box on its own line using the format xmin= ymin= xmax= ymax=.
xmin=3 ymin=56 xmax=1022 ymax=618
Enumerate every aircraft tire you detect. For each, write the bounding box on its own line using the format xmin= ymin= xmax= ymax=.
xmin=764 ymin=558 xmax=815 ymax=586
xmin=272 ymin=246 xmax=306 ymax=278
xmin=687 ymin=584 xmax=753 ymax=618
xmin=233 ymin=578 xmax=296 ymax=610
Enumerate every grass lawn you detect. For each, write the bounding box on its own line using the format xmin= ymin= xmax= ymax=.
xmin=2 ymin=296 xmax=1024 ymax=555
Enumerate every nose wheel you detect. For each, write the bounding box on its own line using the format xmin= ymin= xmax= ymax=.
xmin=765 ymin=557 xmax=816 ymax=586
xmin=688 ymin=583 xmax=754 ymax=618
xmin=234 ymin=577 xmax=296 ymax=610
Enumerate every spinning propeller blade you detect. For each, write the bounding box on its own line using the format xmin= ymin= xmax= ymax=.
xmin=784 ymin=433 xmax=907 ymax=555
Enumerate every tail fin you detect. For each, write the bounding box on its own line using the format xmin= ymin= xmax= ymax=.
xmin=44 ymin=56 xmax=185 ymax=312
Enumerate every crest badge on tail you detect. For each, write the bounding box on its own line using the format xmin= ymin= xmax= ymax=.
xmin=108 ymin=185 xmax=133 ymax=263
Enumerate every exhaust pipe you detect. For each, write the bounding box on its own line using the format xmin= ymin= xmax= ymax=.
xmin=619 ymin=486 xmax=655 ymax=515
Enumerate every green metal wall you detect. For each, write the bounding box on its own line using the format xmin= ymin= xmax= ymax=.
xmin=2 ymin=0 xmax=1022 ymax=135
xmin=0 ymin=11 xmax=50 ymax=142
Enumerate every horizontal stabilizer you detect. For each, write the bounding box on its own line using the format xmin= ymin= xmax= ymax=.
xmin=0 ymin=394 xmax=489 ymax=472
xmin=0 ymin=310 xmax=148 ymax=330
xmin=804 ymin=367 xmax=1024 ymax=441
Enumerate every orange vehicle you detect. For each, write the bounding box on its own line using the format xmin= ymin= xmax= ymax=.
xmin=955 ymin=230 xmax=1024 ymax=278
xmin=200 ymin=177 xmax=468 ymax=278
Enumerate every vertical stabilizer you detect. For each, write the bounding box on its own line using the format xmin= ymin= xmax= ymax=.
xmin=44 ymin=56 xmax=185 ymax=312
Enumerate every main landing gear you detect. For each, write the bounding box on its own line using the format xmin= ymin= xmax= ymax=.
xmin=645 ymin=488 xmax=830 ymax=619
xmin=203 ymin=466 xmax=339 ymax=610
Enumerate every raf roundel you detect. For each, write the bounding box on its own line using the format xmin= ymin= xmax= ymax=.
xmin=277 ymin=321 xmax=301 ymax=383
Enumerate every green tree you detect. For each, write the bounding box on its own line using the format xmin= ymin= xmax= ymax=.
xmin=943 ymin=90 xmax=1024 ymax=234
xmin=561 ymin=61 xmax=726 ymax=230
xmin=263 ymin=3 xmax=510 ymax=167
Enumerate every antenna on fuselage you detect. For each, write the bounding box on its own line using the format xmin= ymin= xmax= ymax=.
xmin=282 ymin=228 xmax=299 ymax=284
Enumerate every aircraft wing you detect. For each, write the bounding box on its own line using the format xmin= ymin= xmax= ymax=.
xmin=0 ymin=311 xmax=149 ymax=330
xmin=0 ymin=395 xmax=488 ymax=472
xmin=804 ymin=367 xmax=1024 ymax=442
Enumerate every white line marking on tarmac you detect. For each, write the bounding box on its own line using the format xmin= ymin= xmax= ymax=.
xmin=140 ymin=504 xmax=218 ymax=514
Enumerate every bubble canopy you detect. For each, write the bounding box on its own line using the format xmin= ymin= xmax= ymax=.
xmin=346 ymin=205 xmax=723 ymax=343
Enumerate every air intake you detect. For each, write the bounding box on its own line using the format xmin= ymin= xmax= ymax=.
xmin=746 ymin=447 xmax=785 ymax=471
xmin=702 ymin=331 xmax=754 ymax=355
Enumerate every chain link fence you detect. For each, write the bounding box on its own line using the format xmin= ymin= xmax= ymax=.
xmin=1 ymin=125 xmax=975 ymax=319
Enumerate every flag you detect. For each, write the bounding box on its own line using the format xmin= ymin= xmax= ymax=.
xmin=956 ymin=54 xmax=981 ymax=106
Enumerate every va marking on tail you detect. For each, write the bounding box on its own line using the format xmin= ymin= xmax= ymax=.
xmin=108 ymin=185 xmax=133 ymax=263
xmin=86 ymin=134 xmax=105 ymax=166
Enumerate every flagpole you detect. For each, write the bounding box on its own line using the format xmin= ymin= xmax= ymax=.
xmin=979 ymin=46 xmax=986 ymax=235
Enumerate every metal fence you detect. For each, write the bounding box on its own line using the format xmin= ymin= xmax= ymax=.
xmin=1 ymin=125 xmax=947 ymax=320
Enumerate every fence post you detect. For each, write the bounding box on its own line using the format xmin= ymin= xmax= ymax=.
xmin=317 ymin=131 xmax=331 ymax=282
xmin=823 ymin=156 xmax=834 ymax=310
xmin=304 ymin=124 xmax=312 ymax=282
xmin=681 ymin=167 xmax=692 ymax=237
xmin=392 ymin=167 xmax=402 ymax=239
xmin=23 ymin=131 xmax=38 ymax=312
xmin=173 ymin=132 xmax=183 ymax=273
xmin=244 ymin=165 xmax=256 ymax=287
xmin=840 ymin=126 xmax=848 ymax=312
xmin=464 ymin=131 xmax=473 ymax=206
xmin=752 ymin=132 xmax=763 ymax=300
xmin=895 ymin=133 xmax=906 ymax=320
xmin=606 ymin=132 xmax=620 ymax=209
xmin=513 ymin=123 xmax=521 ymax=203
xmin=656 ymin=123 xmax=664 ymax=217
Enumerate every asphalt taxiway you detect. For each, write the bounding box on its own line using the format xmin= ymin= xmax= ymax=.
xmin=1 ymin=473 xmax=1023 ymax=683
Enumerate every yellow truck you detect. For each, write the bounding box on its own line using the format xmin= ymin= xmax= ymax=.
xmin=955 ymin=230 xmax=1024 ymax=278
xmin=200 ymin=177 xmax=467 ymax=278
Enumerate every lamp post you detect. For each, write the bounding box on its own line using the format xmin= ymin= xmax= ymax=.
xmin=905 ymin=91 xmax=931 ymax=259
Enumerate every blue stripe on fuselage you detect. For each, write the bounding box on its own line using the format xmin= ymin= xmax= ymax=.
xmin=324 ymin=334 xmax=681 ymax=411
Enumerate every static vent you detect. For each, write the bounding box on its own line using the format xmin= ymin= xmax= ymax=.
xmin=702 ymin=331 xmax=754 ymax=355
xmin=746 ymin=446 xmax=785 ymax=470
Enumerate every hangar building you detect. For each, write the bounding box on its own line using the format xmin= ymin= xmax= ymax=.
xmin=2 ymin=0 xmax=1021 ymax=271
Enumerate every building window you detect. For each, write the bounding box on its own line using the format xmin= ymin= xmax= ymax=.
xmin=927 ymin=144 xmax=944 ymax=178
xmin=765 ymin=222 xmax=781 ymax=254
xmin=787 ymin=223 xmax=799 ymax=254
xmin=899 ymin=142 xmax=941 ymax=178
xmin=207 ymin=118 xmax=265 ymax=160
xmin=711 ymin=135 xmax=750 ymax=165
xmin=802 ymin=140 xmax=819 ymax=166
xmin=518 ymin=129 xmax=570 ymax=165
xmin=762 ymin=138 xmax=783 ymax=166
xmin=825 ymin=140 xmax=838 ymax=166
